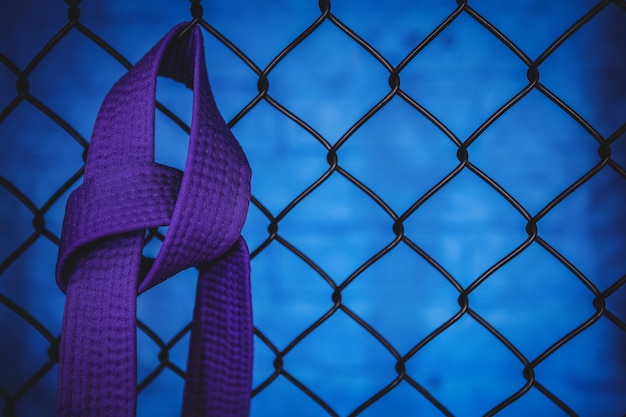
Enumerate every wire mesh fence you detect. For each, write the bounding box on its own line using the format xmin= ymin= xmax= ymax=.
xmin=1 ymin=0 xmax=625 ymax=416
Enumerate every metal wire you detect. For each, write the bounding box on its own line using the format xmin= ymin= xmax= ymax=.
xmin=1 ymin=0 xmax=625 ymax=416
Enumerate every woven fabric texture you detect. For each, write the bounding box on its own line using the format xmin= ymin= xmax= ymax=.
xmin=54 ymin=22 xmax=253 ymax=417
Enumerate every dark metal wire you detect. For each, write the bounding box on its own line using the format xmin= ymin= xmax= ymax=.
xmin=1 ymin=0 xmax=624 ymax=416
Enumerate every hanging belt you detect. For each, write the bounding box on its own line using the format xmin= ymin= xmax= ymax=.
xmin=55 ymin=23 xmax=253 ymax=417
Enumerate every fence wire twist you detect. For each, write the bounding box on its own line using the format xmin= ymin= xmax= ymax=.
xmin=1 ymin=0 xmax=625 ymax=416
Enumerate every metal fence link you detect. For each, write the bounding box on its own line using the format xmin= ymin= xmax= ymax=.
xmin=1 ymin=0 xmax=625 ymax=416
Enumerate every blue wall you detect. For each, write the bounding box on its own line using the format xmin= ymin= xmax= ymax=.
xmin=1 ymin=1 xmax=625 ymax=416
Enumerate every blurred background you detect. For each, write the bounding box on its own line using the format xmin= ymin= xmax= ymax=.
xmin=1 ymin=0 xmax=625 ymax=416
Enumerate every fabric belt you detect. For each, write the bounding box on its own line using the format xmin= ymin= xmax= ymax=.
xmin=55 ymin=22 xmax=253 ymax=416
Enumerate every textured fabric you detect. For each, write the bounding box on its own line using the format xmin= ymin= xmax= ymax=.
xmin=55 ymin=23 xmax=252 ymax=417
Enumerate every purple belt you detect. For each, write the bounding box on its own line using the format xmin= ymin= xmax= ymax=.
xmin=55 ymin=23 xmax=253 ymax=416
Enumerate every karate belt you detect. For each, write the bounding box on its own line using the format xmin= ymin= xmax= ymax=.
xmin=55 ymin=22 xmax=253 ymax=417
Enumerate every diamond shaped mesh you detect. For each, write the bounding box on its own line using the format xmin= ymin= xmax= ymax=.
xmin=1 ymin=0 xmax=625 ymax=416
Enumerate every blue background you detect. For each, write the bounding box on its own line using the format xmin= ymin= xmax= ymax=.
xmin=1 ymin=0 xmax=625 ymax=416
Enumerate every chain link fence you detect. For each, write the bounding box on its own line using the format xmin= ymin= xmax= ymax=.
xmin=1 ymin=0 xmax=625 ymax=416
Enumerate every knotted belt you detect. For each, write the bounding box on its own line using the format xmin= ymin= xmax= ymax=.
xmin=55 ymin=23 xmax=252 ymax=416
